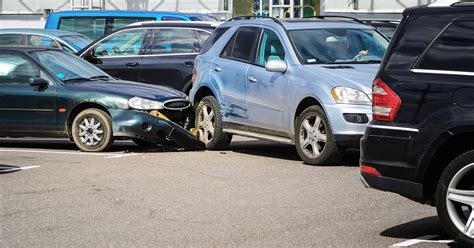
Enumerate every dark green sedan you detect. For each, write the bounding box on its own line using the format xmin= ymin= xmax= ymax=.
xmin=0 ymin=47 xmax=204 ymax=152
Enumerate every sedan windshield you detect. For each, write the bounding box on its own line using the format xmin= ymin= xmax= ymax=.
xmin=30 ymin=50 xmax=111 ymax=82
xmin=60 ymin=35 xmax=93 ymax=51
xmin=289 ymin=28 xmax=388 ymax=64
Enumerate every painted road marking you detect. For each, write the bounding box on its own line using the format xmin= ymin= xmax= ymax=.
xmin=0 ymin=149 xmax=136 ymax=159
xmin=391 ymin=235 xmax=455 ymax=247
xmin=20 ymin=166 xmax=41 ymax=170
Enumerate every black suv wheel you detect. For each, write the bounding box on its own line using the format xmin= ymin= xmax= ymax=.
xmin=436 ymin=151 xmax=474 ymax=247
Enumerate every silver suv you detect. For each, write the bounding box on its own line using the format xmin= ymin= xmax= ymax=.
xmin=190 ymin=16 xmax=389 ymax=165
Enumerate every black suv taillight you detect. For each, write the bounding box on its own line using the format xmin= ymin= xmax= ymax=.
xmin=372 ymin=78 xmax=401 ymax=121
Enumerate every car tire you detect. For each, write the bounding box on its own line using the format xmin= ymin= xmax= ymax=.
xmin=132 ymin=138 xmax=157 ymax=147
xmin=295 ymin=105 xmax=343 ymax=165
xmin=71 ymin=108 xmax=114 ymax=152
xmin=436 ymin=151 xmax=474 ymax=247
xmin=195 ymin=96 xmax=232 ymax=150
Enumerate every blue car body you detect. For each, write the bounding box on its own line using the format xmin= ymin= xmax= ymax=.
xmin=45 ymin=10 xmax=217 ymax=39
xmin=190 ymin=17 xmax=389 ymax=164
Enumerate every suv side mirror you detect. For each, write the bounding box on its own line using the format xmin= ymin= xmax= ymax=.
xmin=265 ymin=60 xmax=287 ymax=73
xmin=29 ymin=77 xmax=49 ymax=87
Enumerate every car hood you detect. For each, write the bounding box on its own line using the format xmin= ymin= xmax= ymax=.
xmin=303 ymin=64 xmax=380 ymax=95
xmin=64 ymin=79 xmax=187 ymax=100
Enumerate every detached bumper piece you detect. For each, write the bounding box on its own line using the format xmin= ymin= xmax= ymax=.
xmin=111 ymin=110 xmax=205 ymax=150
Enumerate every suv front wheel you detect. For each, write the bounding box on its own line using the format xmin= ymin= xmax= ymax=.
xmin=195 ymin=96 xmax=232 ymax=150
xmin=436 ymin=151 xmax=474 ymax=247
xmin=295 ymin=106 xmax=343 ymax=165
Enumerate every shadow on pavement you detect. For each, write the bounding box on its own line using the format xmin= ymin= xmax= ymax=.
xmin=381 ymin=215 xmax=447 ymax=239
xmin=230 ymin=139 xmax=360 ymax=166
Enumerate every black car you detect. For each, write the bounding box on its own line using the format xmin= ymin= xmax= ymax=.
xmin=360 ymin=3 xmax=474 ymax=246
xmin=78 ymin=21 xmax=219 ymax=94
xmin=0 ymin=47 xmax=203 ymax=152
xmin=362 ymin=20 xmax=399 ymax=39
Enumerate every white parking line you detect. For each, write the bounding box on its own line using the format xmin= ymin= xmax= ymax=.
xmin=391 ymin=235 xmax=455 ymax=247
xmin=20 ymin=166 xmax=41 ymax=170
xmin=0 ymin=149 xmax=135 ymax=158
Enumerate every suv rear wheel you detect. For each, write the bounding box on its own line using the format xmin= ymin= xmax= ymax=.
xmin=436 ymin=151 xmax=474 ymax=247
xmin=195 ymin=96 xmax=232 ymax=150
xmin=71 ymin=108 xmax=114 ymax=152
xmin=295 ymin=106 xmax=343 ymax=165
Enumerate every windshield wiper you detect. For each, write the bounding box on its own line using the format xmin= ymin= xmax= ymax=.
xmin=89 ymin=75 xmax=112 ymax=81
xmin=62 ymin=77 xmax=95 ymax=83
xmin=325 ymin=60 xmax=381 ymax=64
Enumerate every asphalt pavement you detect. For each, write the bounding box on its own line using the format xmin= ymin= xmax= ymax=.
xmin=0 ymin=137 xmax=455 ymax=247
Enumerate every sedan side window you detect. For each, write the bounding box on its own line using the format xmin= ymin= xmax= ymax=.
xmin=27 ymin=35 xmax=59 ymax=49
xmin=94 ymin=29 xmax=147 ymax=58
xmin=0 ymin=52 xmax=41 ymax=84
xmin=256 ymin=29 xmax=285 ymax=66
xmin=149 ymin=28 xmax=198 ymax=55
xmin=0 ymin=34 xmax=23 ymax=46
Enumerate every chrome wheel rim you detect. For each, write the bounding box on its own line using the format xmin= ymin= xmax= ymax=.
xmin=299 ymin=114 xmax=327 ymax=159
xmin=78 ymin=117 xmax=104 ymax=147
xmin=197 ymin=104 xmax=215 ymax=144
xmin=446 ymin=163 xmax=474 ymax=239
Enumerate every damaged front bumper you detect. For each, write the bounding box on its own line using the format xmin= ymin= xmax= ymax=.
xmin=110 ymin=109 xmax=205 ymax=150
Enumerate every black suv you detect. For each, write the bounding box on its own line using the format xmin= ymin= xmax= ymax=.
xmin=360 ymin=3 xmax=474 ymax=246
xmin=78 ymin=21 xmax=218 ymax=94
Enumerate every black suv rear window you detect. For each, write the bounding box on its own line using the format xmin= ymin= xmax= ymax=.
xmin=200 ymin=27 xmax=230 ymax=54
xmin=418 ymin=21 xmax=474 ymax=72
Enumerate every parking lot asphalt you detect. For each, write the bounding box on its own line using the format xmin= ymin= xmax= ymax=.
xmin=0 ymin=137 xmax=454 ymax=247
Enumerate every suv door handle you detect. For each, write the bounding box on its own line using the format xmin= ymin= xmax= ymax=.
xmin=214 ymin=66 xmax=222 ymax=72
xmin=125 ymin=62 xmax=139 ymax=67
xmin=248 ymin=75 xmax=257 ymax=83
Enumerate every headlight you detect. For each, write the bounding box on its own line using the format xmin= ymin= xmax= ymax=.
xmin=331 ymin=87 xmax=371 ymax=105
xmin=128 ymin=96 xmax=163 ymax=110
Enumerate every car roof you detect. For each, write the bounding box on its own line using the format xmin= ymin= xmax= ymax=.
xmin=127 ymin=20 xmax=221 ymax=28
xmin=219 ymin=18 xmax=372 ymax=30
xmin=0 ymin=28 xmax=85 ymax=37
xmin=48 ymin=10 xmax=212 ymax=17
xmin=0 ymin=46 xmax=62 ymax=53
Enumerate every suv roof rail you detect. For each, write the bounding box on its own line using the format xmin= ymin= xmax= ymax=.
xmin=227 ymin=15 xmax=285 ymax=28
xmin=304 ymin=15 xmax=366 ymax=25
xmin=428 ymin=0 xmax=474 ymax=7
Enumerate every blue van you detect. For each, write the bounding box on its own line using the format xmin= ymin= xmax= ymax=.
xmin=45 ymin=11 xmax=218 ymax=39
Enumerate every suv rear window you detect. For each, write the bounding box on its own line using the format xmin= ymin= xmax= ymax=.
xmin=200 ymin=27 xmax=230 ymax=54
xmin=417 ymin=21 xmax=474 ymax=73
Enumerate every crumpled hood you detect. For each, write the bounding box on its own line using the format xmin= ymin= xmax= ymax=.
xmin=64 ymin=79 xmax=187 ymax=100
xmin=303 ymin=64 xmax=380 ymax=95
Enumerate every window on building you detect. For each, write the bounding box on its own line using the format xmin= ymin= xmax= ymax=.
xmin=418 ymin=21 xmax=474 ymax=72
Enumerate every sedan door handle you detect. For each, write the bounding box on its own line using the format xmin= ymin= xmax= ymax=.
xmin=214 ymin=66 xmax=222 ymax=72
xmin=125 ymin=62 xmax=139 ymax=67
xmin=247 ymin=75 xmax=257 ymax=83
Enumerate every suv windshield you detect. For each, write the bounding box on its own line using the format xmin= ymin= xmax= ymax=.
xmin=289 ymin=28 xmax=388 ymax=64
xmin=30 ymin=50 xmax=111 ymax=82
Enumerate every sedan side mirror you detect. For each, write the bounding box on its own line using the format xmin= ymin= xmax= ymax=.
xmin=265 ymin=59 xmax=287 ymax=73
xmin=29 ymin=77 xmax=49 ymax=87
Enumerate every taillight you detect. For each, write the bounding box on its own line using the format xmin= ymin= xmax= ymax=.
xmin=372 ymin=78 xmax=401 ymax=121
xmin=191 ymin=67 xmax=197 ymax=84
xmin=360 ymin=164 xmax=381 ymax=177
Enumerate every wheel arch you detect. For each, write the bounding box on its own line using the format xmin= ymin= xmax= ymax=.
xmin=66 ymin=102 xmax=111 ymax=140
xmin=293 ymin=96 xmax=325 ymax=131
xmin=193 ymin=85 xmax=217 ymax=106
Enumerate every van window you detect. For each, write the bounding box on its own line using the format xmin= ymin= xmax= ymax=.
xmin=149 ymin=28 xmax=198 ymax=55
xmin=111 ymin=17 xmax=155 ymax=32
xmin=200 ymin=27 xmax=230 ymax=54
xmin=418 ymin=21 xmax=474 ymax=73
xmin=161 ymin=16 xmax=186 ymax=21
xmin=59 ymin=17 xmax=106 ymax=40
